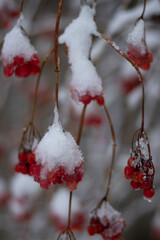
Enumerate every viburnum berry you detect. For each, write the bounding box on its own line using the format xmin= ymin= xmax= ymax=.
xmin=15 ymin=123 xmax=40 ymax=176
xmin=88 ymin=201 xmax=126 ymax=240
xmin=1 ymin=15 xmax=40 ymax=78
xmin=127 ymin=19 xmax=153 ymax=70
xmin=124 ymin=131 xmax=155 ymax=200
xmin=31 ymin=107 xmax=84 ymax=191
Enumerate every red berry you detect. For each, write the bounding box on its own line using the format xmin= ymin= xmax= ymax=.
xmin=96 ymin=95 xmax=104 ymax=106
xmin=4 ymin=64 xmax=14 ymax=77
xmin=143 ymin=187 xmax=155 ymax=199
xmin=26 ymin=152 xmax=35 ymax=164
xmin=80 ymin=94 xmax=92 ymax=105
xmin=15 ymin=163 xmax=28 ymax=174
xmin=15 ymin=63 xmax=30 ymax=77
xmin=31 ymin=54 xmax=40 ymax=65
xmin=18 ymin=152 xmax=27 ymax=163
xmin=14 ymin=56 xmax=24 ymax=65
xmin=124 ymin=166 xmax=134 ymax=179
xmin=29 ymin=164 xmax=40 ymax=177
xmin=87 ymin=226 xmax=95 ymax=236
xmin=130 ymin=180 xmax=140 ymax=190
xmin=127 ymin=157 xmax=136 ymax=166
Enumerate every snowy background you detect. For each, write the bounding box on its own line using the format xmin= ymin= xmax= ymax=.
xmin=0 ymin=0 xmax=160 ymax=239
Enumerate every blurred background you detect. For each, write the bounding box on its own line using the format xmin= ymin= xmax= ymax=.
xmin=0 ymin=0 xmax=160 ymax=239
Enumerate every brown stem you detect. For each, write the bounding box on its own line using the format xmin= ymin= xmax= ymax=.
xmin=67 ymin=104 xmax=87 ymax=229
xmin=101 ymin=33 xmax=145 ymax=132
xmin=76 ymin=105 xmax=87 ymax=145
xmin=103 ymin=103 xmax=116 ymax=200
xmin=20 ymin=0 xmax=24 ymax=14
xmin=67 ymin=191 xmax=73 ymax=228
xmin=30 ymin=48 xmax=55 ymax=123
xmin=54 ymin=0 xmax=63 ymax=109
xmin=139 ymin=0 xmax=147 ymax=20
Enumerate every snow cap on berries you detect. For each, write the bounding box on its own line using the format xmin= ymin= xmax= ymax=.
xmin=127 ymin=19 xmax=153 ymax=70
xmin=127 ymin=19 xmax=145 ymax=54
xmin=35 ymin=106 xmax=84 ymax=179
xmin=1 ymin=15 xmax=38 ymax=65
xmin=59 ymin=5 xmax=103 ymax=103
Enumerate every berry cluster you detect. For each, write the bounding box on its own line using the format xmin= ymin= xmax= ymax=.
xmin=124 ymin=133 xmax=155 ymax=200
xmin=15 ymin=151 xmax=36 ymax=175
xmin=3 ymin=53 xmax=40 ymax=78
xmin=88 ymin=202 xmax=126 ymax=240
xmin=30 ymin=161 xmax=84 ymax=191
xmin=127 ymin=19 xmax=153 ymax=70
xmin=71 ymin=89 xmax=104 ymax=106
xmin=127 ymin=47 xmax=153 ymax=71
xmin=124 ymin=156 xmax=155 ymax=199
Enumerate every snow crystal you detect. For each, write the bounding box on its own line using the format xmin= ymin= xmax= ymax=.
xmin=10 ymin=174 xmax=41 ymax=199
xmin=59 ymin=5 xmax=103 ymax=98
xmin=127 ymin=19 xmax=145 ymax=54
xmin=35 ymin=107 xmax=84 ymax=178
xmin=49 ymin=188 xmax=81 ymax=219
xmin=135 ymin=137 xmax=149 ymax=160
xmin=1 ymin=15 xmax=38 ymax=65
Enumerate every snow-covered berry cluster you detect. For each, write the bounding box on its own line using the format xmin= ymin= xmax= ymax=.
xmin=15 ymin=123 xmax=40 ymax=176
xmin=1 ymin=15 xmax=40 ymax=77
xmin=59 ymin=5 xmax=104 ymax=106
xmin=88 ymin=201 xmax=126 ymax=240
xmin=127 ymin=19 xmax=153 ymax=70
xmin=30 ymin=107 xmax=84 ymax=191
xmin=124 ymin=134 xmax=155 ymax=200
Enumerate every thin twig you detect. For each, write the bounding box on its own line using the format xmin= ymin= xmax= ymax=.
xmin=101 ymin=33 xmax=145 ymax=133
xmin=67 ymin=191 xmax=73 ymax=228
xmin=30 ymin=48 xmax=55 ymax=123
xmin=54 ymin=0 xmax=63 ymax=109
xmin=103 ymin=103 xmax=116 ymax=200
xmin=19 ymin=0 xmax=24 ymax=14
xmin=139 ymin=0 xmax=147 ymax=20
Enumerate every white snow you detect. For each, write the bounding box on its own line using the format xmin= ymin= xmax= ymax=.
xmin=135 ymin=137 xmax=149 ymax=160
xmin=59 ymin=5 xmax=103 ymax=98
xmin=97 ymin=201 xmax=121 ymax=225
xmin=1 ymin=15 xmax=38 ymax=65
xmin=127 ymin=19 xmax=145 ymax=53
xmin=35 ymin=107 xmax=84 ymax=179
xmin=49 ymin=188 xmax=81 ymax=219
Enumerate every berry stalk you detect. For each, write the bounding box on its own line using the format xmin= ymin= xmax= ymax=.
xmin=101 ymin=33 xmax=145 ymax=133
xmin=30 ymin=48 xmax=55 ymax=123
xmin=20 ymin=0 xmax=24 ymax=14
xmin=103 ymin=103 xmax=116 ymax=200
xmin=67 ymin=104 xmax=87 ymax=228
xmin=54 ymin=0 xmax=63 ymax=109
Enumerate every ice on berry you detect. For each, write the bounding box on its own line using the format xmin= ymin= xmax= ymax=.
xmin=49 ymin=188 xmax=85 ymax=230
xmin=127 ymin=19 xmax=153 ymax=70
xmin=1 ymin=14 xmax=40 ymax=77
xmin=34 ymin=107 xmax=84 ymax=191
xmin=59 ymin=5 xmax=104 ymax=105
